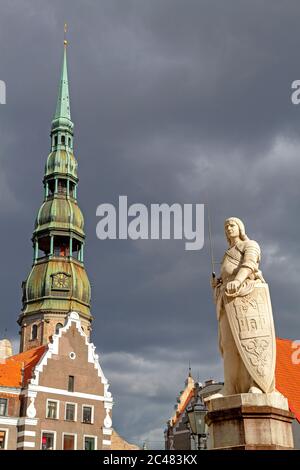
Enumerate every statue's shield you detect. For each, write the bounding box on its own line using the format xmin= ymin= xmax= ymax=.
xmin=223 ymin=283 xmax=276 ymax=393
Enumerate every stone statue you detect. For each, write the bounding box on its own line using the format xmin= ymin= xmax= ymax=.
xmin=211 ymin=217 xmax=276 ymax=396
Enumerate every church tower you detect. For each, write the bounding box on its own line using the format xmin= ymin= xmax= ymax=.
xmin=18 ymin=38 xmax=92 ymax=352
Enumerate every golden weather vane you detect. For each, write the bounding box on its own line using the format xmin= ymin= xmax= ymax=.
xmin=64 ymin=23 xmax=68 ymax=47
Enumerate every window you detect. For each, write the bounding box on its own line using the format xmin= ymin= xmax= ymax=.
xmin=61 ymin=135 xmax=65 ymax=145
xmin=0 ymin=399 xmax=7 ymax=416
xmin=31 ymin=324 xmax=38 ymax=340
xmin=46 ymin=400 xmax=58 ymax=419
xmin=54 ymin=136 xmax=58 ymax=147
xmin=41 ymin=432 xmax=55 ymax=450
xmin=84 ymin=436 xmax=96 ymax=450
xmin=53 ymin=236 xmax=70 ymax=257
xmin=82 ymin=406 xmax=92 ymax=424
xmin=69 ymin=182 xmax=75 ymax=198
xmin=68 ymin=137 xmax=71 ymax=147
xmin=65 ymin=403 xmax=75 ymax=421
xmin=63 ymin=434 xmax=75 ymax=450
xmin=68 ymin=375 xmax=74 ymax=392
xmin=55 ymin=323 xmax=63 ymax=334
xmin=0 ymin=430 xmax=6 ymax=449
xmin=58 ymin=179 xmax=67 ymax=194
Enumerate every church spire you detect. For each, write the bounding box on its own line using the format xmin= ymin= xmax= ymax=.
xmin=19 ymin=33 xmax=92 ymax=352
xmin=54 ymin=27 xmax=71 ymax=122
xmin=51 ymin=25 xmax=74 ymax=152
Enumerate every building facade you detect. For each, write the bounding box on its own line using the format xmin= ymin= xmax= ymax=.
xmin=164 ymin=372 xmax=223 ymax=450
xmin=0 ymin=39 xmax=113 ymax=450
xmin=0 ymin=313 xmax=112 ymax=450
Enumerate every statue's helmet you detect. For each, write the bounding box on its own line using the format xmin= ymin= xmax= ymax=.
xmin=224 ymin=217 xmax=249 ymax=244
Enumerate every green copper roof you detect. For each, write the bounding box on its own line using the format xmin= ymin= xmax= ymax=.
xmin=22 ymin=258 xmax=91 ymax=318
xmin=54 ymin=45 xmax=71 ymax=120
xmin=51 ymin=45 xmax=74 ymax=132
xmin=34 ymin=198 xmax=84 ymax=237
xmin=45 ymin=149 xmax=78 ymax=180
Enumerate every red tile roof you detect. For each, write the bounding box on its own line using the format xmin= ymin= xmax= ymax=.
xmin=0 ymin=345 xmax=46 ymax=388
xmin=276 ymin=338 xmax=300 ymax=422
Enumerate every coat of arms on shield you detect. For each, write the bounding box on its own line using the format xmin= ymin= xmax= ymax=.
xmin=223 ymin=282 xmax=276 ymax=393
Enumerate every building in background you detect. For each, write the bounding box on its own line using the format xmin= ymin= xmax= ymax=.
xmin=165 ymin=338 xmax=300 ymax=450
xmin=0 ymin=38 xmax=114 ymax=450
xmin=164 ymin=370 xmax=223 ymax=450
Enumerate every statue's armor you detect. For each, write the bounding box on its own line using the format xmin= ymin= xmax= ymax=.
xmin=220 ymin=239 xmax=261 ymax=284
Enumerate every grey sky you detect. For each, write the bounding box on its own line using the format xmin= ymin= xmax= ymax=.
xmin=1 ymin=0 xmax=300 ymax=448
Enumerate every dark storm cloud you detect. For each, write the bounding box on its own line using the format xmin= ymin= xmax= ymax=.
xmin=1 ymin=0 xmax=300 ymax=447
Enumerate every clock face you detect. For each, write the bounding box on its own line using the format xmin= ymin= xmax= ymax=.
xmin=52 ymin=272 xmax=70 ymax=290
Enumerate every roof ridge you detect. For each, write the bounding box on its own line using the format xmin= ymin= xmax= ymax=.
xmin=8 ymin=344 xmax=47 ymax=362
xmin=276 ymin=337 xmax=293 ymax=343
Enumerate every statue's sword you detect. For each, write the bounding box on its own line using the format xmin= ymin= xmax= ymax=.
xmin=207 ymin=204 xmax=216 ymax=279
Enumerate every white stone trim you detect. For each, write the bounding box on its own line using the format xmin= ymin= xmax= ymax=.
xmin=26 ymin=389 xmax=37 ymax=398
xmin=27 ymin=384 xmax=111 ymax=402
xmin=0 ymin=387 xmax=20 ymax=395
xmin=17 ymin=441 xmax=35 ymax=448
xmin=62 ymin=432 xmax=77 ymax=450
xmin=102 ymin=439 xmax=111 ymax=446
xmin=103 ymin=428 xmax=112 ymax=435
xmin=104 ymin=400 xmax=113 ymax=410
xmin=0 ymin=427 xmax=9 ymax=450
xmin=40 ymin=430 xmax=57 ymax=450
xmin=28 ymin=311 xmax=112 ymax=401
xmin=26 ymin=395 xmax=37 ymax=418
xmin=17 ymin=430 xmax=36 ymax=437
xmin=64 ymin=402 xmax=78 ymax=422
xmin=83 ymin=434 xmax=97 ymax=450
xmin=103 ymin=406 xmax=112 ymax=430
xmin=17 ymin=417 xmax=37 ymax=426
xmin=82 ymin=404 xmax=94 ymax=424
xmin=46 ymin=398 xmax=60 ymax=420
xmin=0 ymin=417 xmax=18 ymax=426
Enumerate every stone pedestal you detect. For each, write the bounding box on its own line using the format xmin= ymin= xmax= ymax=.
xmin=205 ymin=393 xmax=294 ymax=450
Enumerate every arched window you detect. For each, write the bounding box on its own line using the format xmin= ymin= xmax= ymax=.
xmin=55 ymin=323 xmax=63 ymax=334
xmin=54 ymin=136 xmax=58 ymax=147
xmin=61 ymin=135 xmax=65 ymax=145
xmin=31 ymin=324 xmax=38 ymax=340
xmin=68 ymin=138 xmax=71 ymax=148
